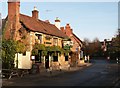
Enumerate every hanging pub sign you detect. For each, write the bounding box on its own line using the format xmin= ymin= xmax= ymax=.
xmin=64 ymin=44 xmax=70 ymax=50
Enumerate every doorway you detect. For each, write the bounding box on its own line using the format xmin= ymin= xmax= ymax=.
xmin=45 ymin=55 xmax=49 ymax=69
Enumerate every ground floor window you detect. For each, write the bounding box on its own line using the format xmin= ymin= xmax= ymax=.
xmin=65 ymin=56 xmax=68 ymax=61
xmin=35 ymin=51 xmax=42 ymax=63
xmin=53 ymin=56 xmax=58 ymax=62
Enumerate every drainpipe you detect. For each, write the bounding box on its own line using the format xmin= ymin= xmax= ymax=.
xmin=16 ymin=53 xmax=18 ymax=69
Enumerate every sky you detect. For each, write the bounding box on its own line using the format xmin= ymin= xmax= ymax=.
xmin=118 ymin=2 xmax=120 ymax=29
xmin=0 ymin=0 xmax=119 ymax=41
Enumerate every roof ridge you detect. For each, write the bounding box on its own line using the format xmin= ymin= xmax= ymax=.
xmin=72 ymin=33 xmax=83 ymax=43
xmin=20 ymin=13 xmax=55 ymax=26
xmin=19 ymin=13 xmax=67 ymax=38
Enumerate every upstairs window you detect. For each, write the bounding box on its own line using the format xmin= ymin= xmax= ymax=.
xmin=36 ymin=34 xmax=42 ymax=44
xmin=45 ymin=35 xmax=52 ymax=40
xmin=53 ymin=38 xmax=58 ymax=46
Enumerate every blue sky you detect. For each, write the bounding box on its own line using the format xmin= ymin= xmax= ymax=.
xmin=118 ymin=2 xmax=120 ymax=28
xmin=1 ymin=1 xmax=118 ymax=41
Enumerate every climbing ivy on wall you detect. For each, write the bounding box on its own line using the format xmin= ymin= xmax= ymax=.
xmin=1 ymin=39 xmax=25 ymax=69
xmin=31 ymin=43 xmax=71 ymax=57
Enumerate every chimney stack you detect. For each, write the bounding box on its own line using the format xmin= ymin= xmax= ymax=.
xmin=8 ymin=0 xmax=20 ymax=22
xmin=55 ymin=17 xmax=60 ymax=30
xmin=65 ymin=23 xmax=70 ymax=29
xmin=60 ymin=27 xmax=64 ymax=32
xmin=65 ymin=23 xmax=72 ymax=36
xmin=32 ymin=6 xmax=39 ymax=19
xmin=7 ymin=0 xmax=20 ymax=40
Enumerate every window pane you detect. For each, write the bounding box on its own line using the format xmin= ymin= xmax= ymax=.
xmin=65 ymin=56 xmax=68 ymax=61
xmin=53 ymin=56 xmax=58 ymax=62
xmin=53 ymin=38 xmax=58 ymax=46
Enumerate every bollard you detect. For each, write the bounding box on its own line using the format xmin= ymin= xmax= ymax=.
xmin=116 ymin=58 xmax=118 ymax=64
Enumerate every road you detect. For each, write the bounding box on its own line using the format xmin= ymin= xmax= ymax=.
xmin=2 ymin=58 xmax=120 ymax=87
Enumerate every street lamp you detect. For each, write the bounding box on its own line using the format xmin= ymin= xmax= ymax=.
xmin=104 ymin=39 xmax=111 ymax=59
xmin=116 ymin=58 xmax=118 ymax=64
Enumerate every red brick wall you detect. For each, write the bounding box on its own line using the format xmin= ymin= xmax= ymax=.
xmin=6 ymin=1 xmax=21 ymax=40
xmin=8 ymin=1 xmax=20 ymax=23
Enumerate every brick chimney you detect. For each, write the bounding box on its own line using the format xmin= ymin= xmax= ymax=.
xmin=32 ymin=6 xmax=39 ymax=19
xmin=65 ymin=23 xmax=72 ymax=36
xmin=60 ymin=27 xmax=64 ymax=32
xmin=8 ymin=0 xmax=20 ymax=40
xmin=8 ymin=0 xmax=20 ymax=23
xmin=65 ymin=23 xmax=70 ymax=29
xmin=55 ymin=17 xmax=60 ymax=29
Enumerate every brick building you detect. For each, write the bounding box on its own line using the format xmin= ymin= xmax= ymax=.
xmin=60 ymin=24 xmax=83 ymax=66
xmin=3 ymin=0 xmax=83 ymax=70
xmin=3 ymin=0 xmax=71 ymax=70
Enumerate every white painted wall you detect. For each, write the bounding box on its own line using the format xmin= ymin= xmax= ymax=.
xmin=55 ymin=21 xmax=60 ymax=30
xmin=14 ymin=51 xmax=32 ymax=69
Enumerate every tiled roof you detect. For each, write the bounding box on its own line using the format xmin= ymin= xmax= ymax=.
xmin=20 ymin=14 xmax=67 ymax=38
xmin=72 ymin=33 xmax=83 ymax=46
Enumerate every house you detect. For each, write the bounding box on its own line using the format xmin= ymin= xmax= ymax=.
xmin=60 ymin=24 xmax=83 ymax=66
xmin=101 ymin=39 xmax=112 ymax=57
xmin=3 ymin=0 xmax=71 ymax=70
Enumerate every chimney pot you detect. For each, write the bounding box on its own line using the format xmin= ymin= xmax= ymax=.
xmin=55 ymin=17 xmax=60 ymax=29
xmin=8 ymin=0 xmax=20 ymax=2
xmin=66 ymin=23 xmax=70 ymax=28
xmin=34 ymin=6 xmax=37 ymax=10
xmin=55 ymin=17 xmax=60 ymax=22
xmin=67 ymin=23 xmax=69 ymax=25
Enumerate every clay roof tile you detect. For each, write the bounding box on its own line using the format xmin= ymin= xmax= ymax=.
xmin=20 ymin=14 xmax=67 ymax=38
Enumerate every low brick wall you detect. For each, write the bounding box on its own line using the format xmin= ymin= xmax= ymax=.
xmin=51 ymin=62 xmax=60 ymax=70
xmin=50 ymin=61 xmax=70 ymax=70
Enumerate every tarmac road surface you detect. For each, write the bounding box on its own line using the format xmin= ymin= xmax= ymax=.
xmin=2 ymin=58 xmax=120 ymax=88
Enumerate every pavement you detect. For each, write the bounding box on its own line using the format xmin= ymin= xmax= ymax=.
xmin=2 ymin=62 xmax=92 ymax=81
xmin=3 ymin=59 xmax=120 ymax=87
xmin=2 ymin=62 xmax=92 ymax=87
xmin=113 ymin=77 xmax=120 ymax=88
xmin=38 ymin=62 xmax=92 ymax=77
